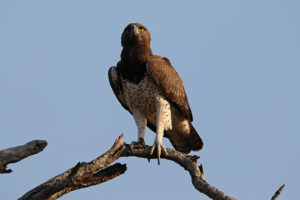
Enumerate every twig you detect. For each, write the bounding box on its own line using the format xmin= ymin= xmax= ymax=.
xmin=271 ymin=184 xmax=285 ymax=200
xmin=19 ymin=134 xmax=237 ymax=200
xmin=0 ymin=140 xmax=47 ymax=173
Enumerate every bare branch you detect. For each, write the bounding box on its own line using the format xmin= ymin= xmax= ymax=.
xmin=19 ymin=134 xmax=127 ymax=200
xmin=121 ymin=143 xmax=236 ymax=200
xmin=19 ymin=134 xmax=237 ymax=200
xmin=0 ymin=140 xmax=47 ymax=174
xmin=271 ymin=184 xmax=285 ymax=200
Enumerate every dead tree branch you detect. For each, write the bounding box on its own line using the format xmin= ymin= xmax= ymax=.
xmin=19 ymin=135 xmax=127 ymax=200
xmin=121 ymin=142 xmax=235 ymax=200
xmin=271 ymin=184 xmax=285 ymax=200
xmin=19 ymin=134 xmax=284 ymax=200
xmin=0 ymin=140 xmax=47 ymax=174
xmin=19 ymin=134 xmax=237 ymax=200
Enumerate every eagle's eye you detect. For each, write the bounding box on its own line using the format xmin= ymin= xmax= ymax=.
xmin=139 ymin=27 xmax=145 ymax=32
xmin=125 ymin=28 xmax=130 ymax=33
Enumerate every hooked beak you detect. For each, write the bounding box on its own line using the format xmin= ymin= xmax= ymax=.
xmin=130 ymin=24 xmax=139 ymax=38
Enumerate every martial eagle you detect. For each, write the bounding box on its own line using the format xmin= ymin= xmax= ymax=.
xmin=108 ymin=23 xmax=203 ymax=164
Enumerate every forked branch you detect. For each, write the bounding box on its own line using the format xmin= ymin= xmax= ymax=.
xmin=122 ymin=141 xmax=235 ymax=200
xmin=19 ymin=135 xmax=127 ymax=200
xmin=18 ymin=134 xmax=285 ymax=200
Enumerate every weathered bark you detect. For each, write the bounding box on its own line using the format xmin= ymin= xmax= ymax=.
xmin=0 ymin=140 xmax=47 ymax=173
xmin=18 ymin=134 xmax=285 ymax=200
xmin=121 ymin=142 xmax=235 ymax=200
xmin=19 ymin=134 xmax=237 ymax=200
xmin=19 ymin=135 xmax=127 ymax=200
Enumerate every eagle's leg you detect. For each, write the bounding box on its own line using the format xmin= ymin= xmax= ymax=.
xmin=130 ymin=111 xmax=147 ymax=151
xmin=150 ymin=96 xmax=171 ymax=164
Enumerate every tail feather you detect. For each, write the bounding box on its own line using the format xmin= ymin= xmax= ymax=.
xmin=188 ymin=123 xmax=203 ymax=151
xmin=147 ymin=121 xmax=203 ymax=154
xmin=164 ymin=123 xmax=203 ymax=153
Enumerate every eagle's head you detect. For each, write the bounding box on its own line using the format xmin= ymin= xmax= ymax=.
xmin=121 ymin=23 xmax=151 ymax=47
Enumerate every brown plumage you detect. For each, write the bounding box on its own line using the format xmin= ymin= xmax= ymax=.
xmin=108 ymin=23 xmax=203 ymax=163
xmin=147 ymin=56 xmax=193 ymax=121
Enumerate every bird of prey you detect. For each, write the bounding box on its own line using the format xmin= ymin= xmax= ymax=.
xmin=108 ymin=23 xmax=203 ymax=164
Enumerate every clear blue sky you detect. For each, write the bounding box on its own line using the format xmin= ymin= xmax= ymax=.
xmin=1 ymin=1 xmax=299 ymax=199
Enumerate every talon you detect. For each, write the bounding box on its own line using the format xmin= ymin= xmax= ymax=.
xmin=149 ymin=138 xmax=166 ymax=165
xmin=157 ymin=144 xmax=161 ymax=165
xmin=161 ymin=145 xmax=168 ymax=157
xmin=130 ymin=138 xmax=146 ymax=151
xmin=148 ymin=144 xmax=156 ymax=163
xmin=150 ymin=144 xmax=155 ymax=156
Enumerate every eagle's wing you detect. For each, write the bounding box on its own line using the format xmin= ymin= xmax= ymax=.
xmin=147 ymin=56 xmax=193 ymax=121
xmin=108 ymin=66 xmax=130 ymax=112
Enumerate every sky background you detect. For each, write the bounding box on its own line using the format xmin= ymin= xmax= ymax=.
xmin=0 ymin=0 xmax=299 ymax=199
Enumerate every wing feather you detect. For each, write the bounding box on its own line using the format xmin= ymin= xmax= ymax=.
xmin=108 ymin=67 xmax=130 ymax=112
xmin=146 ymin=56 xmax=193 ymax=121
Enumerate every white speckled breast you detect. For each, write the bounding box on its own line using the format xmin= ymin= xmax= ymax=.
xmin=121 ymin=73 xmax=172 ymax=130
xmin=122 ymin=73 xmax=160 ymax=115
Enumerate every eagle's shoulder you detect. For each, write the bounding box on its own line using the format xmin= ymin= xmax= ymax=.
xmin=146 ymin=55 xmax=193 ymax=121
xmin=149 ymin=55 xmax=171 ymax=64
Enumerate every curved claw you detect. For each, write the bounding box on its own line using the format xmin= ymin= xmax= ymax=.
xmin=149 ymin=140 xmax=168 ymax=165
xmin=130 ymin=138 xmax=146 ymax=151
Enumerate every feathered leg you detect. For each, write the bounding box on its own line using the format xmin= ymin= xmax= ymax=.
xmin=131 ymin=111 xmax=147 ymax=149
xmin=150 ymin=96 xmax=171 ymax=164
